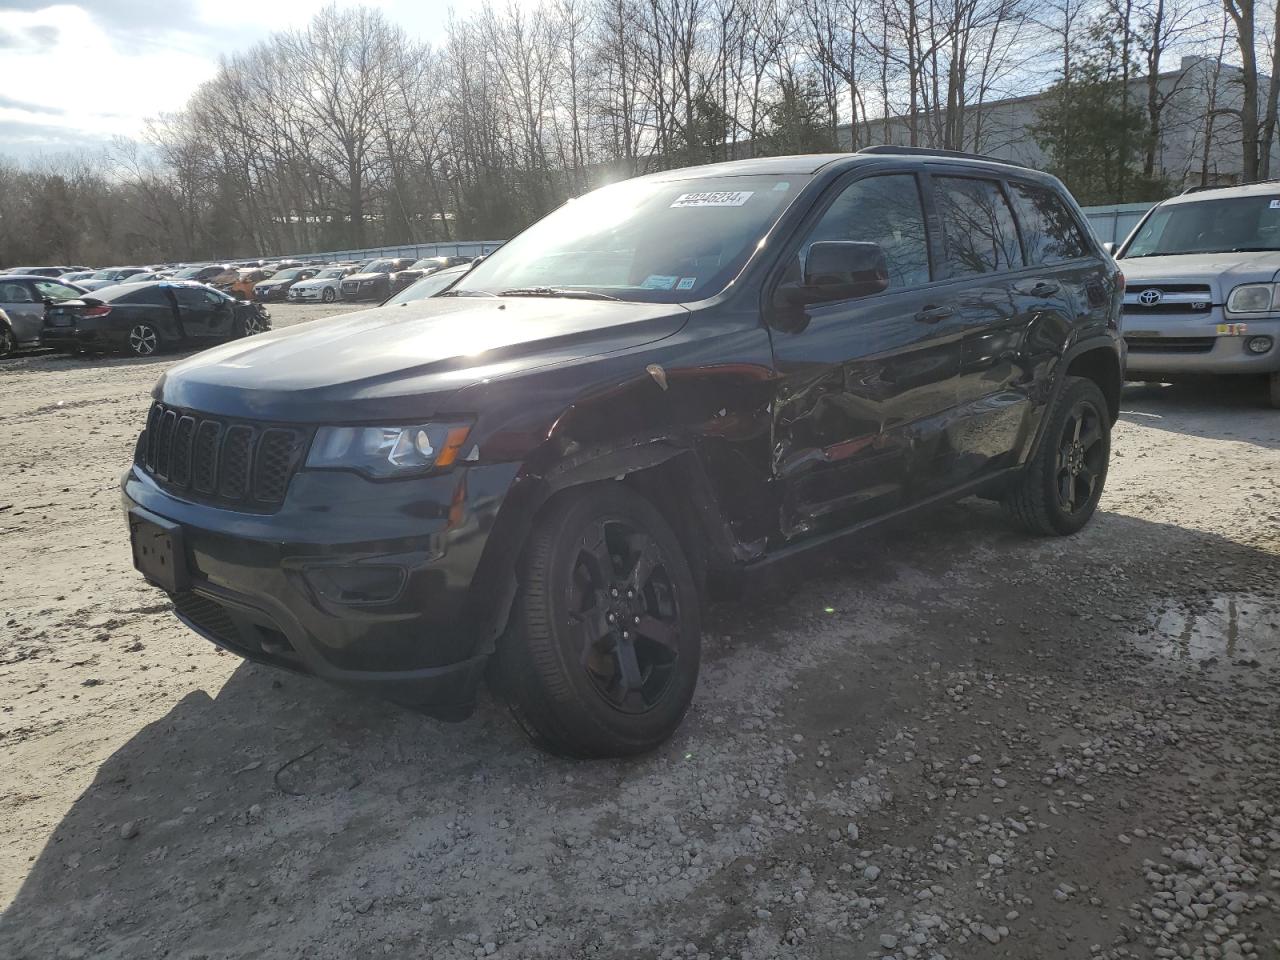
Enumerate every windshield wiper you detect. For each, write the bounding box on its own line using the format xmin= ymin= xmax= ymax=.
xmin=498 ymin=286 xmax=620 ymax=301
xmin=1231 ymin=246 xmax=1280 ymax=252
xmin=438 ymin=288 xmax=496 ymax=298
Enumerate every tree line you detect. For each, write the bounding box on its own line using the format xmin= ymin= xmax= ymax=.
xmin=2 ymin=0 xmax=1277 ymax=267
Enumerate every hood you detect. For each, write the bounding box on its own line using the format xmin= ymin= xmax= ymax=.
xmin=156 ymin=295 xmax=690 ymax=422
xmin=1119 ymin=251 xmax=1280 ymax=301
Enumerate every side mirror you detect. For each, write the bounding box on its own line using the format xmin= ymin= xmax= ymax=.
xmin=772 ymin=241 xmax=890 ymax=332
xmin=1102 ymin=242 xmax=1116 ymax=255
xmin=804 ymin=241 xmax=890 ymax=298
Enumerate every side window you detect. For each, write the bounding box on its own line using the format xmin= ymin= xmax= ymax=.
xmin=174 ymin=288 xmax=206 ymax=308
xmin=121 ymin=287 xmax=168 ymax=306
xmin=934 ymin=177 xmax=1023 ymax=276
xmin=0 ymin=281 xmax=36 ymax=303
xmin=34 ymin=280 xmax=80 ymax=301
xmin=1008 ymin=182 xmax=1089 ymax=264
xmin=802 ymin=174 xmax=931 ymax=290
xmin=204 ymin=290 xmax=225 ymax=305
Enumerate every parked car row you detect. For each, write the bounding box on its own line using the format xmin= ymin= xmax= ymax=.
xmin=0 ymin=272 xmax=271 ymax=358
xmin=0 ymin=253 xmax=479 ymax=357
xmin=0 ymin=254 xmax=478 ymax=308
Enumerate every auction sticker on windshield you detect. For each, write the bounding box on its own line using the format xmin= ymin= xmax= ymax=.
xmin=671 ymin=191 xmax=754 ymax=208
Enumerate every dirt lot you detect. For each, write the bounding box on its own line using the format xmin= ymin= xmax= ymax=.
xmin=1 ymin=304 xmax=1278 ymax=960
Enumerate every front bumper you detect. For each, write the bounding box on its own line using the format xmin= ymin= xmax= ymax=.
xmin=122 ymin=459 xmax=521 ymax=718
xmin=1123 ymin=312 xmax=1280 ymax=375
xmin=288 ymin=287 xmax=327 ymax=301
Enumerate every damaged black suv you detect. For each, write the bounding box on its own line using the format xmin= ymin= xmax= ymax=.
xmin=124 ymin=148 xmax=1123 ymax=757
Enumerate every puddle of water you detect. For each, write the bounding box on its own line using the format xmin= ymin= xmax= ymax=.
xmin=1139 ymin=594 xmax=1279 ymax=663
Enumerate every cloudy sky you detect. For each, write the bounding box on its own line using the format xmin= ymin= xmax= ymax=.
xmin=0 ymin=1 xmax=483 ymax=161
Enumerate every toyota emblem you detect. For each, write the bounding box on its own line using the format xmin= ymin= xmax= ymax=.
xmin=1138 ymin=288 xmax=1162 ymax=306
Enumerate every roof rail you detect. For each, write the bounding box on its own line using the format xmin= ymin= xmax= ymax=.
xmin=855 ymin=144 xmax=1030 ymax=169
xmin=1180 ymin=176 xmax=1280 ymax=194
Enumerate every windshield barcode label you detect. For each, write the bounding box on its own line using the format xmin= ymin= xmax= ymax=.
xmin=671 ymin=191 xmax=754 ymax=208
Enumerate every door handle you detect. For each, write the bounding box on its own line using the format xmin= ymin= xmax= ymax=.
xmin=1021 ymin=280 xmax=1061 ymax=297
xmin=914 ymin=305 xmax=954 ymax=324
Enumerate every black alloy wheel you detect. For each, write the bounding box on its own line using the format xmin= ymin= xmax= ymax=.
xmin=1003 ymin=375 xmax=1111 ymax=536
xmin=1055 ymin=398 xmax=1106 ymax=516
xmin=496 ymin=484 xmax=701 ymax=758
xmin=568 ymin=517 xmax=682 ymax=714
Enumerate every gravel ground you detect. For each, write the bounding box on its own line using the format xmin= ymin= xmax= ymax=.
xmin=1 ymin=305 xmax=1277 ymax=960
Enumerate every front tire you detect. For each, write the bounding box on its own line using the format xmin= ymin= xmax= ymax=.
xmin=0 ymin=325 xmax=14 ymax=359
xmin=1003 ymin=376 xmax=1111 ymax=536
xmin=127 ymin=322 xmax=160 ymax=357
xmin=495 ymin=485 xmax=701 ymax=758
xmin=322 ymin=287 xmax=336 ymax=303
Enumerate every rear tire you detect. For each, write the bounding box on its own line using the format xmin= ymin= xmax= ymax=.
xmin=1003 ymin=376 xmax=1110 ymax=536
xmin=494 ymin=484 xmax=701 ymax=758
xmin=0 ymin=324 xmax=14 ymax=359
xmin=127 ymin=322 xmax=160 ymax=357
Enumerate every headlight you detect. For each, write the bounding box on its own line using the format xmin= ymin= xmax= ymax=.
xmin=306 ymin=422 xmax=473 ymax=478
xmin=1226 ymin=283 xmax=1278 ymax=313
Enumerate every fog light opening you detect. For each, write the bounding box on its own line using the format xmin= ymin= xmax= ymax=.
xmin=1246 ymin=335 xmax=1274 ymax=354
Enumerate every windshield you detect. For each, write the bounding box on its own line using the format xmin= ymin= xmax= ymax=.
xmin=452 ymin=174 xmax=811 ymax=302
xmin=173 ymin=267 xmax=204 ymax=279
xmin=1123 ymin=195 xmax=1280 ymax=257
xmin=386 ymin=267 xmax=466 ymax=305
xmin=91 ymin=269 xmax=123 ymax=279
xmin=316 ymin=268 xmax=345 ymax=279
xmin=360 ymin=259 xmax=395 ymax=273
xmin=270 ymin=269 xmax=303 ymax=280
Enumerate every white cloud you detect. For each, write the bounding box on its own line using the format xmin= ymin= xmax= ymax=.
xmin=0 ymin=0 xmax=525 ymax=159
xmin=0 ymin=5 xmax=216 ymax=151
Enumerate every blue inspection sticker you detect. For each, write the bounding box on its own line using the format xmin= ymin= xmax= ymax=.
xmin=676 ymin=277 xmax=697 ymax=290
xmin=641 ymin=275 xmax=679 ymax=290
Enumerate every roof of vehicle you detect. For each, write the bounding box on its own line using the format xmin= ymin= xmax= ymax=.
xmin=1163 ymin=179 xmax=1280 ymax=205
xmin=631 ymin=148 xmax=1041 ymax=184
xmin=0 ymin=273 xmax=83 ymax=283
xmin=84 ymin=280 xmax=219 ymax=301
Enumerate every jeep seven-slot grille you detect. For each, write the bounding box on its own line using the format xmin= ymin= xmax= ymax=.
xmin=139 ymin=402 xmax=307 ymax=510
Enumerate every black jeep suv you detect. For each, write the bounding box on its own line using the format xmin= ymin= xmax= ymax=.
xmin=123 ymin=148 xmax=1123 ymax=757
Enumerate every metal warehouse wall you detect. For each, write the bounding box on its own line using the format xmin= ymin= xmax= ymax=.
xmin=1081 ymin=203 xmax=1156 ymax=246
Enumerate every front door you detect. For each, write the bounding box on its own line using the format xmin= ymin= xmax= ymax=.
xmin=172 ymin=288 xmax=234 ymax=341
xmin=767 ymin=171 xmax=962 ymax=539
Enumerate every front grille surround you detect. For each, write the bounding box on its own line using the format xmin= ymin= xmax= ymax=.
xmin=1123 ymin=283 xmax=1214 ymax=315
xmin=138 ymin=401 xmax=308 ymax=511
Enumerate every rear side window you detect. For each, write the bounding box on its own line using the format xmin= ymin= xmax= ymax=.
xmin=0 ymin=281 xmax=35 ymax=303
xmin=1008 ymin=182 xmax=1089 ymax=263
xmin=803 ymin=174 xmax=932 ymax=289
xmin=118 ymin=286 xmax=169 ymax=306
xmin=934 ymin=177 xmax=1023 ymax=276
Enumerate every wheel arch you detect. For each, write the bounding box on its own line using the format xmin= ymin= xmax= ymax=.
xmin=1064 ymin=342 xmax=1123 ymax=423
xmin=467 ymin=439 xmax=742 ymax=657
